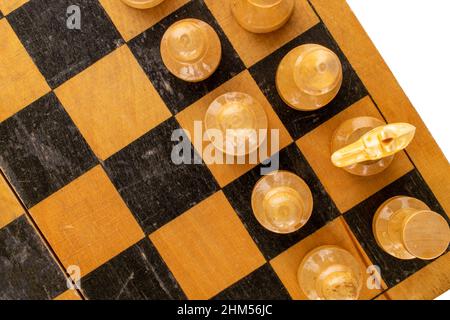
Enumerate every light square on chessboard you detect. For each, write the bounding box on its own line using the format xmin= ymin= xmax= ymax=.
xmin=0 ymin=19 xmax=50 ymax=122
xmin=270 ymin=217 xmax=387 ymax=300
xmin=0 ymin=0 xmax=28 ymax=15
xmin=99 ymin=0 xmax=189 ymax=42
xmin=29 ymin=165 xmax=145 ymax=278
xmin=150 ymin=191 xmax=265 ymax=300
xmin=176 ymin=70 xmax=293 ymax=188
xmin=54 ymin=290 xmax=82 ymax=301
xmin=55 ymin=45 xmax=171 ymax=160
xmin=204 ymin=0 xmax=319 ymax=67
xmin=297 ymin=96 xmax=414 ymax=213
xmin=0 ymin=174 xmax=23 ymax=229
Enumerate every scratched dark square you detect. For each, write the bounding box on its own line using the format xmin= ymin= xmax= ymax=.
xmin=104 ymin=117 xmax=219 ymax=235
xmin=249 ymin=23 xmax=368 ymax=140
xmin=0 ymin=215 xmax=67 ymax=300
xmin=0 ymin=92 xmax=98 ymax=208
xmin=81 ymin=238 xmax=186 ymax=300
xmin=128 ymin=0 xmax=245 ymax=114
xmin=344 ymin=170 xmax=450 ymax=288
xmin=212 ymin=264 xmax=291 ymax=300
xmin=7 ymin=0 xmax=123 ymax=88
xmin=223 ymin=143 xmax=339 ymax=260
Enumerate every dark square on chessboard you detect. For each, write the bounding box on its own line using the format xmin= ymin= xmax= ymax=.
xmin=128 ymin=0 xmax=245 ymax=115
xmin=344 ymin=169 xmax=450 ymax=287
xmin=81 ymin=238 xmax=186 ymax=300
xmin=223 ymin=143 xmax=340 ymax=260
xmin=7 ymin=0 xmax=124 ymax=88
xmin=249 ymin=22 xmax=368 ymax=140
xmin=212 ymin=264 xmax=291 ymax=300
xmin=104 ymin=117 xmax=219 ymax=235
xmin=0 ymin=215 xmax=67 ymax=300
xmin=0 ymin=92 xmax=98 ymax=208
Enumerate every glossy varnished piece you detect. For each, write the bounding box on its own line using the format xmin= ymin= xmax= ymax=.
xmin=276 ymin=44 xmax=343 ymax=111
xmin=373 ymin=196 xmax=450 ymax=260
xmin=160 ymin=18 xmax=222 ymax=82
xmin=120 ymin=0 xmax=165 ymax=9
xmin=251 ymin=171 xmax=313 ymax=234
xmin=205 ymin=92 xmax=268 ymax=157
xmin=230 ymin=0 xmax=295 ymax=34
xmin=298 ymin=245 xmax=363 ymax=300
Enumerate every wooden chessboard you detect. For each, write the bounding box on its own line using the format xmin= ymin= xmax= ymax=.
xmin=0 ymin=0 xmax=449 ymax=300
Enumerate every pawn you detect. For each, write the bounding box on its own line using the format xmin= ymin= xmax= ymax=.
xmin=205 ymin=92 xmax=268 ymax=157
xmin=161 ymin=19 xmax=222 ymax=82
xmin=251 ymin=171 xmax=313 ymax=234
xmin=373 ymin=196 xmax=450 ymax=260
xmin=120 ymin=0 xmax=165 ymax=9
xmin=298 ymin=246 xmax=363 ymax=300
xmin=331 ymin=118 xmax=416 ymax=176
xmin=231 ymin=0 xmax=295 ymax=34
xmin=276 ymin=44 xmax=343 ymax=111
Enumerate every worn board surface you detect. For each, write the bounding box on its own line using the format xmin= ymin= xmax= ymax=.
xmin=0 ymin=0 xmax=449 ymax=300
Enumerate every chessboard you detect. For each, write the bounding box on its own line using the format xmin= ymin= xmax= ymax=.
xmin=0 ymin=0 xmax=449 ymax=300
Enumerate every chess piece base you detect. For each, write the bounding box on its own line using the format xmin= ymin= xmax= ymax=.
xmin=161 ymin=19 xmax=222 ymax=82
xmin=121 ymin=0 xmax=165 ymax=9
xmin=231 ymin=0 xmax=295 ymax=33
xmin=251 ymin=171 xmax=313 ymax=234
xmin=276 ymin=44 xmax=343 ymax=111
xmin=373 ymin=196 xmax=450 ymax=260
xmin=331 ymin=116 xmax=394 ymax=176
xmin=298 ymin=245 xmax=363 ymax=300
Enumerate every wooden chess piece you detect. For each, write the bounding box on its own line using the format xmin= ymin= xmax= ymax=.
xmin=161 ymin=19 xmax=222 ymax=82
xmin=276 ymin=44 xmax=343 ymax=111
xmin=205 ymin=92 xmax=268 ymax=157
xmin=298 ymin=246 xmax=363 ymax=300
xmin=120 ymin=0 xmax=165 ymax=9
xmin=231 ymin=0 xmax=295 ymax=33
xmin=331 ymin=118 xmax=416 ymax=176
xmin=373 ymin=196 xmax=450 ymax=260
xmin=251 ymin=171 xmax=313 ymax=234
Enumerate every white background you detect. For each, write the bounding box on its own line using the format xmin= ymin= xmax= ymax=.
xmin=347 ymin=0 xmax=450 ymax=300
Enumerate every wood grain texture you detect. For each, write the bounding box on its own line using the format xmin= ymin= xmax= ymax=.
xmin=270 ymin=217 xmax=386 ymax=300
xmin=205 ymin=0 xmax=319 ymax=67
xmin=99 ymin=0 xmax=189 ymax=41
xmin=0 ymin=174 xmax=23 ymax=229
xmin=55 ymin=45 xmax=171 ymax=160
xmin=0 ymin=19 xmax=49 ymax=122
xmin=310 ymin=0 xmax=450 ymax=217
xmin=297 ymin=96 xmax=414 ymax=213
xmin=29 ymin=165 xmax=145 ymax=278
xmin=150 ymin=191 xmax=266 ymax=300
xmin=176 ymin=70 xmax=293 ymax=188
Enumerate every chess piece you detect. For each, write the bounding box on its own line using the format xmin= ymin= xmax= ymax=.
xmin=331 ymin=118 xmax=416 ymax=176
xmin=161 ymin=19 xmax=222 ymax=82
xmin=251 ymin=171 xmax=313 ymax=234
xmin=205 ymin=92 xmax=268 ymax=157
xmin=231 ymin=0 xmax=295 ymax=33
xmin=120 ymin=0 xmax=165 ymax=9
xmin=373 ymin=196 xmax=450 ymax=260
xmin=276 ymin=44 xmax=343 ymax=111
xmin=298 ymin=246 xmax=363 ymax=300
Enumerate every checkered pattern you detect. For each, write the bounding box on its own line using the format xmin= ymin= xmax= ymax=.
xmin=0 ymin=0 xmax=448 ymax=300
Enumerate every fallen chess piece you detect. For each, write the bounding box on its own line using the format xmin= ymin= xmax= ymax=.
xmin=298 ymin=245 xmax=363 ymax=300
xmin=373 ymin=196 xmax=450 ymax=260
xmin=231 ymin=0 xmax=295 ymax=33
xmin=161 ymin=18 xmax=222 ymax=82
xmin=251 ymin=171 xmax=313 ymax=234
xmin=276 ymin=44 xmax=343 ymax=111
xmin=331 ymin=118 xmax=416 ymax=176
xmin=120 ymin=0 xmax=165 ymax=9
